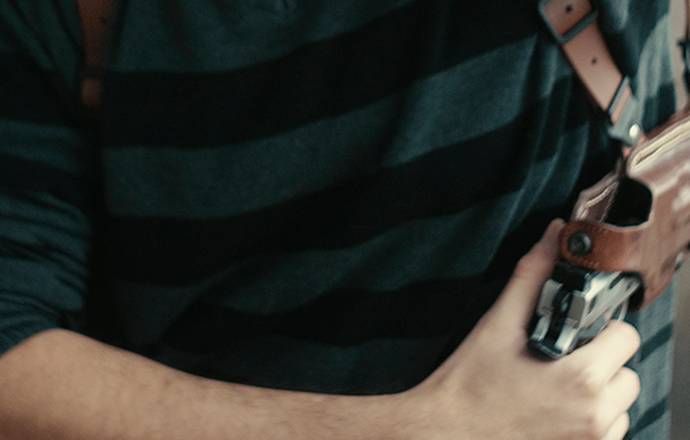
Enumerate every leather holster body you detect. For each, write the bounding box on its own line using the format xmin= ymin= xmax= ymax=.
xmin=560 ymin=111 xmax=690 ymax=309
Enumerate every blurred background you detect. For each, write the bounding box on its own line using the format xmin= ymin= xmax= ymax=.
xmin=669 ymin=2 xmax=688 ymax=439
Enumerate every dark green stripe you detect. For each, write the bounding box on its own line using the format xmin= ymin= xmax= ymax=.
xmin=639 ymin=323 xmax=673 ymax=362
xmin=159 ymin=275 xmax=500 ymax=351
xmin=625 ymin=398 xmax=668 ymax=439
xmin=88 ymin=209 xmax=557 ymax=351
xmin=150 ymin=331 xmax=453 ymax=395
xmin=105 ymin=121 xmax=585 ymax=284
xmin=103 ymin=70 xmax=594 ymax=218
xmin=103 ymin=0 xmax=539 ymax=148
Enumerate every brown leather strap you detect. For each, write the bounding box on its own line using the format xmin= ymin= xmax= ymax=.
xmin=77 ymin=0 xmax=114 ymax=111
xmin=559 ymin=221 xmax=642 ymax=273
xmin=540 ymin=0 xmax=638 ymax=144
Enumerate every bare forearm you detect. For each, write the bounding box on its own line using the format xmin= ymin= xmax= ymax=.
xmin=0 ymin=330 xmax=395 ymax=440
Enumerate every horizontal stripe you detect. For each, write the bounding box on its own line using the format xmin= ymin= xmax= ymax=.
xmin=101 ymin=207 xmax=559 ymax=350
xmin=104 ymin=127 xmax=586 ymax=285
xmin=0 ymin=189 xmax=93 ymax=236
xmin=159 ymin=275 xmax=500 ymax=351
xmin=627 ymin=398 xmax=669 ymax=439
xmin=639 ymin=323 xmax=673 ymax=362
xmin=0 ymin=258 xmax=85 ymax=311
xmin=134 ymin=214 xmax=558 ymax=386
xmin=103 ymin=0 xmax=539 ymax=148
xmin=632 ymin=411 xmax=670 ymax=440
xmin=105 ymin=192 xmax=517 ymax=287
xmin=151 ymin=332 xmax=453 ymax=395
xmin=0 ymin=54 xmax=78 ymax=126
xmin=0 ymin=233 xmax=80 ymax=269
xmin=0 ymin=119 xmax=91 ymax=176
xmin=0 ymin=224 xmax=87 ymax=278
xmin=104 ymin=73 xmax=588 ymax=218
xmin=0 ymin=154 xmax=93 ymax=210
xmin=112 ymin=0 xmax=416 ymax=72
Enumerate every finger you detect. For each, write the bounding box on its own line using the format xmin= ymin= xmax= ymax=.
xmin=587 ymin=368 xmax=639 ymax=437
xmin=599 ymin=368 xmax=640 ymax=422
xmin=568 ymin=321 xmax=641 ymax=385
xmin=493 ymin=219 xmax=564 ymax=326
xmin=601 ymin=413 xmax=631 ymax=440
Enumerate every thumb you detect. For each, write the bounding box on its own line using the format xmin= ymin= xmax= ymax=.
xmin=491 ymin=219 xmax=565 ymax=328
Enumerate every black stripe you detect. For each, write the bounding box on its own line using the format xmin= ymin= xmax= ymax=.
xmin=105 ymin=96 xmax=588 ymax=284
xmin=103 ymin=0 xmax=540 ymax=148
xmin=155 ymin=218 xmax=562 ymax=355
xmin=625 ymin=398 xmax=668 ymax=439
xmin=115 ymin=210 xmax=561 ymax=355
xmin=0 ymin=54 xmax=78 ymax=126
xmin=157 ymin=275 xmax=502 ymax=353
xmin=0 ymin=154 xmax=92 ymax=211
xmin=103 ymin=72 xmax=591 ymax=285
xmin=639 ymin=323 xmax=673 ymax=362
xmin=102 ymin=89 xmax=675 ymax=288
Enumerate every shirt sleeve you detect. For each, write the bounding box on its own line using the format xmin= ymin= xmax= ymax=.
xmin=0 ymin=2 xmax=99 ymax=355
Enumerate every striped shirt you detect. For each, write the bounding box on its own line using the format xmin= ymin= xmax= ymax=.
xmin=0 ymin=1 xmax=677 ymax=438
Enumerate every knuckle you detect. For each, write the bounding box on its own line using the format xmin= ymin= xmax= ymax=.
xmin=582 ymin=407 xmax=608 ymax=440
xmin=611 ymin=321 xmax=641 ymax=350
xmin=579 ymin=429 xmax=600 ymax=440
xmin=627 ymin=326 xmax=642 ymax=352
xmin=570 ymin=365 xmax=604 ymax=397
xmin=621 ymin=367 xmax=641 ymax=396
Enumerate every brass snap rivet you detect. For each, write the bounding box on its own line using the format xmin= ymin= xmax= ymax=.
xmin=568 ymin=231 xmax=593 ymax=256
xmin=628 ymin=123 xmax=641 ymax=141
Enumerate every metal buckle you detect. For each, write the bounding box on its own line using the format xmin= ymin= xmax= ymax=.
xmin=538 ymin=0 xmax=599 ymax=45
xmin=606 ymin=77 xmax=642 ymax=146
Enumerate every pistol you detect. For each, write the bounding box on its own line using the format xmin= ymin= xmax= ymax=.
xmin=529 ymin=112 xmax=690 ymax=359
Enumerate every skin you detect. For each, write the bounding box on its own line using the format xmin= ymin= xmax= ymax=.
xmin=0 ymin=220 xmax=640 ymax=439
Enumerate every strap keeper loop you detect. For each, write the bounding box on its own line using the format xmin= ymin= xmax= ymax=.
xmin=606 ymin=78 xmax=641 ymax=147
xmin=539 ymin=0 xmax=598 ymax=45
xmin=607 ymin=77 xmax=632 ymax=125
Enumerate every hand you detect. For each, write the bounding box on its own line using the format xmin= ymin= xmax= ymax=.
xmin=391 ymin=220 xmax=641 ymax=440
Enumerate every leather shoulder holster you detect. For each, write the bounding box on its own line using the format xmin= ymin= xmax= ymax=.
xmin=541 ymin=0 xmax=690 ymax=309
